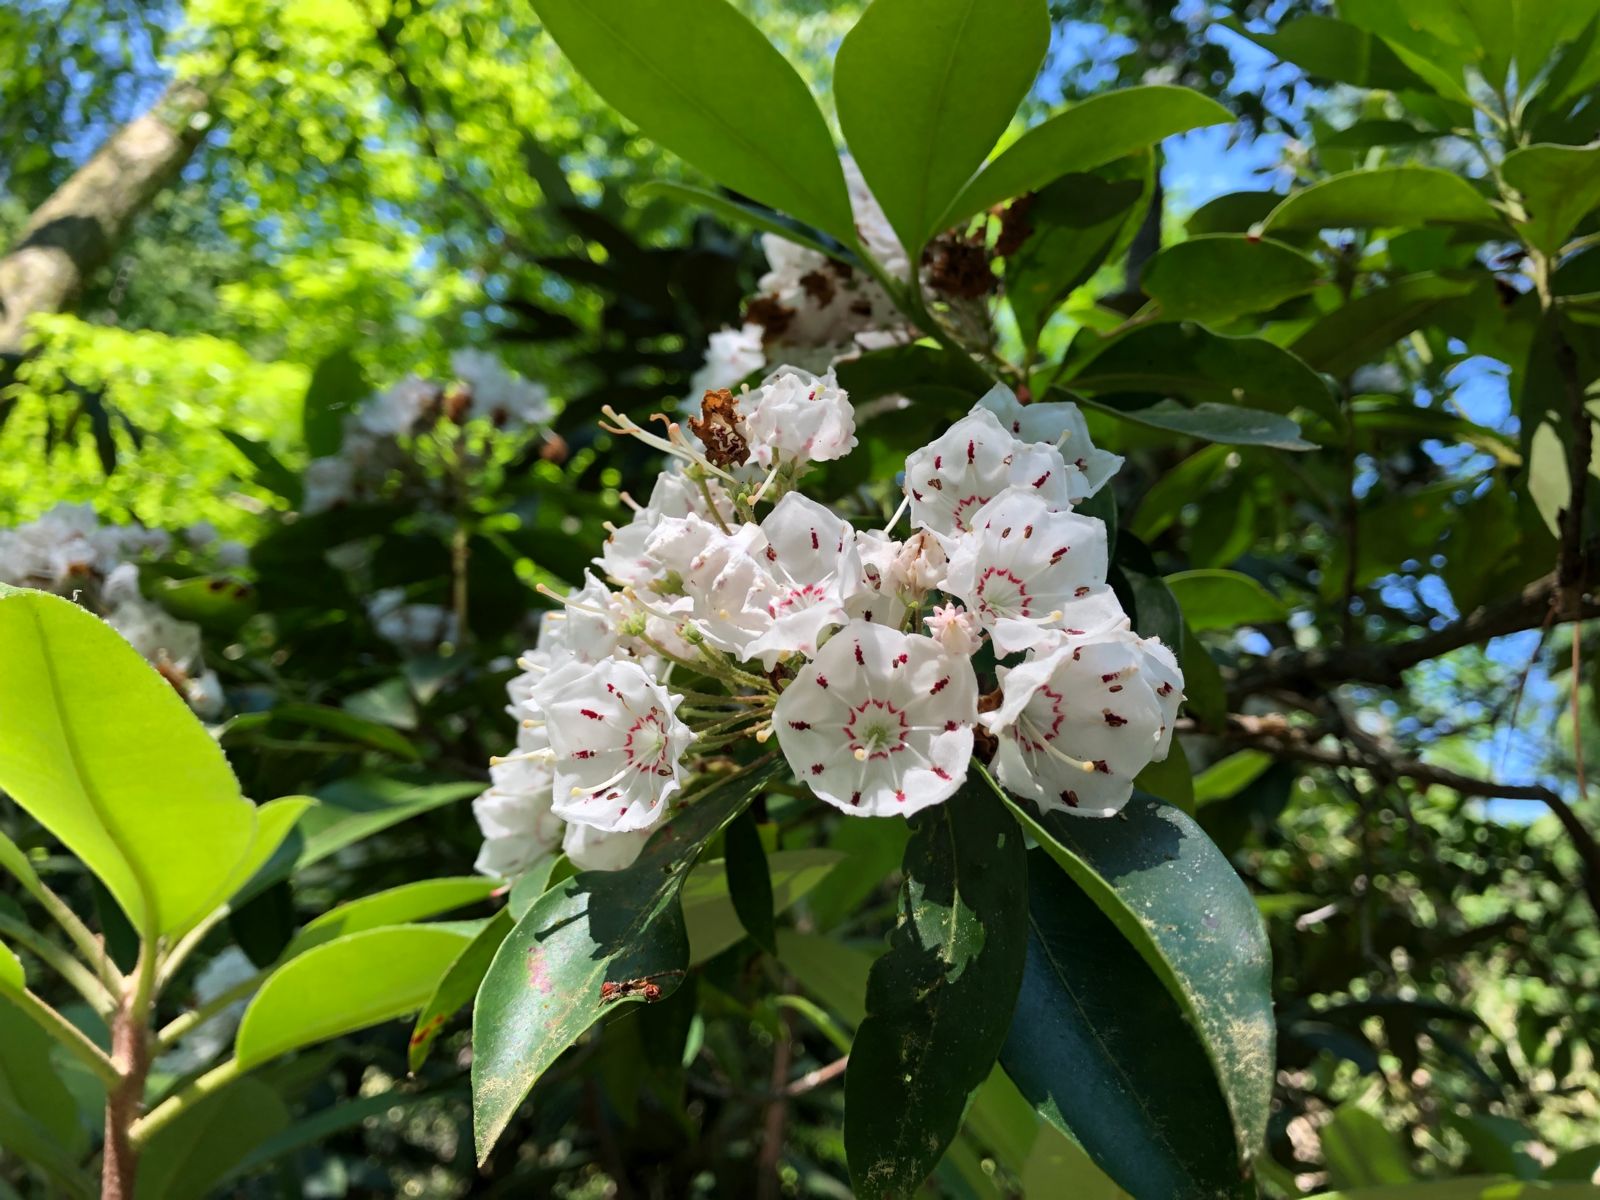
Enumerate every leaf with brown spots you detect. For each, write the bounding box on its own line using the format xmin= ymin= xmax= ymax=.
xmin=844 ymin=776 xmax=1028 ymax=1198
xmin=471 ymin=760 xmax=780 ymax=1163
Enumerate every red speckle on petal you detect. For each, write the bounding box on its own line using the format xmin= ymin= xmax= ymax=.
xmin=789 ymin=720 xmax=811 ymax=730
xmin=931 ymin=677 xmax=949 ymax=694
xmin=1075 ymin=586 xmax=1091 ymax=597
xmin=574 ymin=749 xmax=594 ymax=759
xmin=1104 ymin=710 xmax=1128 ymax=727
xmin=944 ymin=719 xmax=959 ymax=732
xmin=1157 ymin=681 xmax=1174 ymax=696
xmin=894 ymin=790 xmax=906 ymax=803
xmin=580 ymin=708 xmax=603 ymax=720
xmin=816 ymin=675 xmax=829 ymax=689
xmin=850 ymin=791 xmax=861 ymax=806
xmin=1061 ymin=790 xmax=1080 ymax=808
xmin=967 ymin=440 xmax=976 ymax=464
xmin=934 ymin=454 xmax=942 ymax=469
xmin=1033 ymin=471 xmax=1051 ymax=488
xmin=810 ymin=528 xmax=819 ymax=550
xmin=933 ymin=766 xmax=950 ymax=780
xmin=1092 ymin=759 xmax=1111 ymax=774
xmin=811 ymin=763 xmax=824 ymax=775
xmin=854 ymin=642 xmax=865 ymax=666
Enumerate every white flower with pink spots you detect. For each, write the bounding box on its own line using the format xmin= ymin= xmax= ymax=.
xmin=942 ymin=487 xmax=1122 ymax=656
xmin=981 ymin=626 xmax=1184 ymax=818
xmin=742 ymin=367 xmax=858 ymax=468
xmin=903 ymin=408 xmax=1078 ymax=536
xmin=774 ymin=621 xmax=978 ymax=817
xmin=976 ymin=385 xmax=1122 ymax=500
xmin=537 ymin=658 xmax=694 ymax=833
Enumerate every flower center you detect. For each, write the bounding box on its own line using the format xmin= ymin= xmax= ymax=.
xmin=624 ymin=710 xmax=671 ymax=773
xmin=844 ymin=698 xmax=908 ymax=759
xmin=975 ymin=566 xmax=1031 ymax=619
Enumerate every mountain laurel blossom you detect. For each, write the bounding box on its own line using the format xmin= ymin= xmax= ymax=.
xmin=473 ymin=374 xmax=1184 ymax=876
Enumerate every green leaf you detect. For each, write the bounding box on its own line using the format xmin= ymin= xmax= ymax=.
xmin=0 ymin=997 xmax=94 ymax=1188
xmin=1302 ymin=1182 xmax=1600 ymax=1200
xmin=1322 ymin=1102 xmax=1414 ymax=1188
xmin=945 ymin=86 xmax=1233 ymax=228
xmin=409 ymin=907 xmax=515 ymax=1073
xmin=149 ymin=575 xmax=258 ymax=633
xmin=1000 ymin=849 xmax=1251 ymax=1199
xmin=1289 ymin=275 xmax=1475 ymax=376
xmin=1263 ymin=167 xmax=1502 ymax=234
xmin=237 ymin=774 xmax=481 ymax=905
xmin=1007 ymin=170 xmax=1146 ymax=348
xmin=472 ymin=762 xmax=779 ymax=1162
xmin=1503 ymin=143 xmax=1600 ymax=256
xmin=134 ymin=1078 xmax=289 ymax=1200
xmin=637 ymin=181 xmax=842 ymax=260
xmin=1066 ymin=323 xmax=1340 ymax=425
xmin=301 ymin=346 xmax=366 ymax=458
xmin=983 ymin=773 xmax=1275 ymax=1168
xmin=527 ymin=0 xmax=852 ymax=242
xmin=0 ymin=829 xmax=44 ymax=902
xmin=1142 ymin=235 xmax=1323 ymax=324
xmin=835 ymin=0 xmax=1049 ymax=257
xmin=0 ymin=943 xmax=20 ymax=993
xmin=724 ymin=811 xmax=776 ymax=954
xmin=845 ymin=779 xmax=1029 ymax=1199
xmin=0 ymin=586 xmax=267 ymax=937
xmin=219 ymin=431 xmax=302 ymax=505
xmin=1336 ymin=0 xmax=1478 ymax=105
xmin=1227 ymin=15 xmax=1426 ymax=90
xmin=1134 ymin=740 xmax=1194 ymax=811
xmin=252 ymin=702 xmax=422 ymax=761
xmin=234 ymin=925 xmax=474 ymax=1069
xmin=1193 ymin=751 xmax=1275 ymax=807
xmin=1180 ymin=625 xmax=1228 ymax=727
xmin=776 ymin=929 xmax=875 ymax=1027
xmin=1166 ymin=569 xmax=1290 ymax=631
xmin=507 ymin=854 xmax=559 ymax=919
xmin=1080 ymin=396 xmax=1314 ymax=450
xmin=286 ymin=877 xmax=499 ymax=958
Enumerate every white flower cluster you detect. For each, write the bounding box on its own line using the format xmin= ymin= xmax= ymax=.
xmin=692 ymin=161 xmax=912 ymax=395
xmin=303 ymin=351 xmax=552 ymax=514
xmin=475 ymin=372 xmax=1183 ymax=877
xmin=0 ymin=503 xmax=229 ymax=716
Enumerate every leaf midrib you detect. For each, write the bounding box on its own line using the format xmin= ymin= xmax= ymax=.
xmin=26 ymin=603 xmax=161 ymax=939
xmin=564 ymin=1 xmax=841 ymax=238
xmin=907 ymin=0 xmax=982 ymax=248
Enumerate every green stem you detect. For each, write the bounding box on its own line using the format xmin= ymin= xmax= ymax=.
xmin=128 ymin=1056 xmax=245 ymax=1149
xmin=156 ymin=905 xmax=231 ymax=992
xmin=5 ymin=985 xmax=120 ymax=1087
xmin=154 ymin=971 xmax=263 ymax=1051
xmin=0 ymin=911 xmax=114 ymax=1014
xmin=35 ymin=880 xmax=123 ymax=992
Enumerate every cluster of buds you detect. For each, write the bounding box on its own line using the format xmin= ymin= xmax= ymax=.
xmin=0 ymin=503 xmax=240 ymax=715
xmin=302 ymin=349 xmax=554 ymax=514
xmin=474 ymin=370 xmax=1183 ymax=876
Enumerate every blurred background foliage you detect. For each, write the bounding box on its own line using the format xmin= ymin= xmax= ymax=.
xmin=2 ymin=0 xmax=1598 ymax=1197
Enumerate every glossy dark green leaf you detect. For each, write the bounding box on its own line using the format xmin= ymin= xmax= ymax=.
xmin=409 ymin=907 xmax=515 ymax=1073
xmin=301 ymin=346 xmax=365 ymax=457
xmin=230 ymin=702 xmax=421 ymax=761
xmin=724 ymin=810 xmax=776 ymax=954
xmin=845 ymin=779 xmax=1029 ymax=1199
xmin=1081 ymin=395 xmax=1313 ymax=449
xmin=833 ymin=342 xmax=995 ymax=408
xmin=0 ymin=995 xmax=88 ymax=1158
xmin=1142 ymin=235 xmax=1323 ymax=323
xmin=1000 ymin=849 xmax=1251 ymax=1199
xmin=1302 ymin=1182 xmax=1600 ymax=1200
xmin=983 ymin=772 xmax=1274 ymax=1169
xmin=219 ymin=431 xmax=302 ymax=504
xmin=472 ymin=762 xmax=779 ymax=1162
xmin=1263 ymin=167 xmax=1501 ymax=234
xmin=1066 ymin=323 xmax=1340 ymax=424
xmin=1503 ymin=143 xmax=1600 ymax=256
xmin=946 ymin=86 xmax=1232 ymax=228
xmin=1322 ymin=1102 xmax=1414 ymax=1188
xmin=836 ymin=0 xmax=1049 ymax=256
xmin=1167 ymin=569 xmax=1290 ymax=631
xmin=1290 ymin=275 xmax=1475 ymax=376
xmin=1179 ymin=624 xmax=1228 ymax=727
xmin=507 ymin=854 xmax=559 ymax=919
xmin=1008 ymin=171 xmax=1145 ymax=348
xmin=527 ymin=0 xmax=852 ymax=242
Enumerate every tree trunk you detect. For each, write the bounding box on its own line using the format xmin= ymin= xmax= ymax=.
xmin=0 ymin=80 xmax=210 ymax=353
